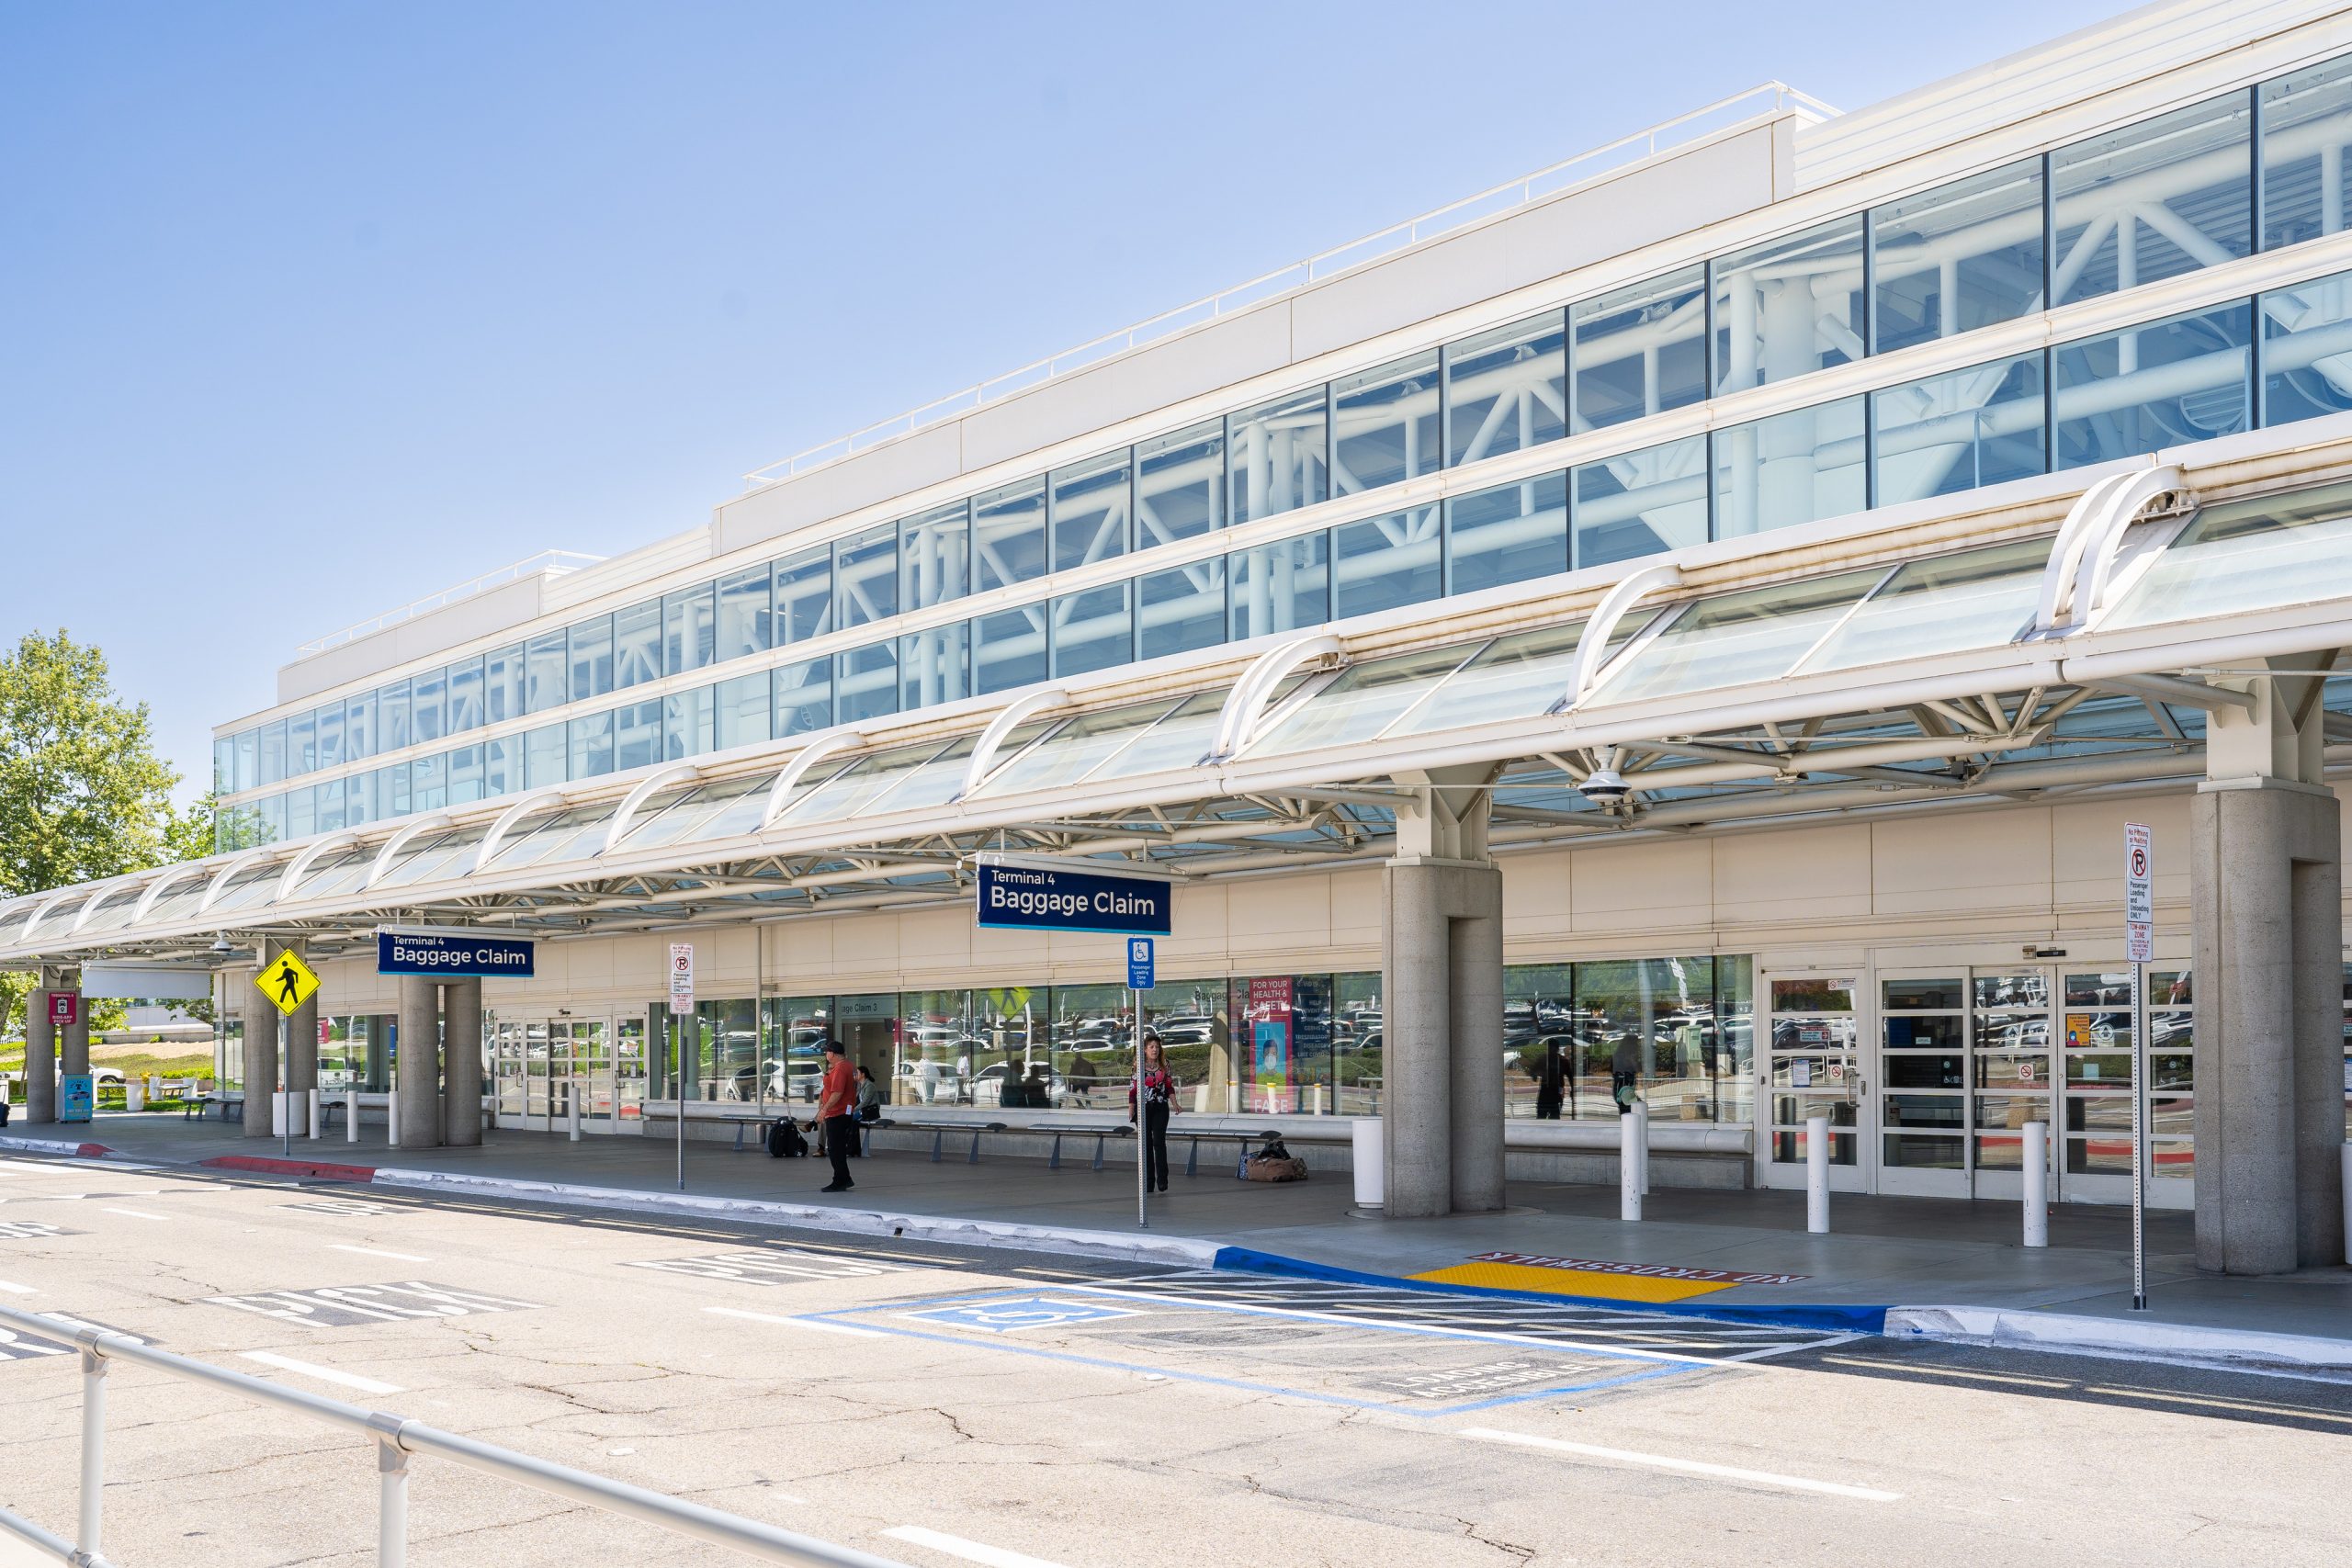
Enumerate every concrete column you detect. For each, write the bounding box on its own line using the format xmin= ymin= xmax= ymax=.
xmin=364 ymin=1016 xmax=390 ymax=1093
xmin=24 ymin=980 xmax=55 ymax=1123
xmin=442 ymin=978 xmax=483 ymax=1147
xmin=239 ymin=968 xmax=277 ymax=1138
xmin=396 ymin=976 xmax=442 ymax=1152
xmin=58 ymin=976 xmax=89 ymax=1083
xmin=2192 ymin=655 xmax=2346 ymax=1274
xmin=1448 ymin=870 xmax=1506 ymax=1213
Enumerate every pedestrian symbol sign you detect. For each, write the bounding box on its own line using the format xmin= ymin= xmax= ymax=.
xmin=255 ymin=950 xmax=320 ymax=1017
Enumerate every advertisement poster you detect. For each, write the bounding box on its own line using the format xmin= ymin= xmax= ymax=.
xmin=1245 ymin=977 xmax=1294 ymax=1111
xmin=59 ymin=1074 xmax=93 ymax=1123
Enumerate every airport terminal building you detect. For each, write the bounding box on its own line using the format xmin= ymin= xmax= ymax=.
xmin=9 ymin=0 xmax=2352 ymax=1272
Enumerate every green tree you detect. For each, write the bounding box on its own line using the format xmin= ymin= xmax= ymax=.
xmin=0 ymin=632 xmax=185 ymax=1038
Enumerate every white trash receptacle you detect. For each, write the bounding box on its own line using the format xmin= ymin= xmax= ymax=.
xmin=1351 ymin=1119 xmax=1385 ymax=1209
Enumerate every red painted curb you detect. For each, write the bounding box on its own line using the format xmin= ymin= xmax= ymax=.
xmin=199 ymin=1155 xmax=379 ymax=1182
xmin=74 ymin=1142 xmax=113 ymax=1158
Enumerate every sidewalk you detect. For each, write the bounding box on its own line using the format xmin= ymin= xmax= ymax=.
xmin=9 ymin=1111 xmax=2349 ymax=1375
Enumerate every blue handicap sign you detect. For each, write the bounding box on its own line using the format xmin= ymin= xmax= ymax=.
xmin=903 ymin=1296 xmax=1138 ymax=1335
xmin=1126 ymin=936 xmax=1155 ymax=990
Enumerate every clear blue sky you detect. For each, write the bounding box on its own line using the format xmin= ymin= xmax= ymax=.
xmin=0 ymin=0 xmax=2126 ymax=800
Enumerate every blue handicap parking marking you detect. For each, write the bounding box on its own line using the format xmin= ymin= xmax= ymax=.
xmin=902 ymin=1296 xmax=1140 ymax=1334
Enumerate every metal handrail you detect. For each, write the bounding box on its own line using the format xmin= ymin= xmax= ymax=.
xmin=295 ymin=549 xmax=607 ymax=657
xmin=742 ymin=81 xmax=1838 ymax=490
xmin=0 ymin=1303 xmax=910 ymax=1568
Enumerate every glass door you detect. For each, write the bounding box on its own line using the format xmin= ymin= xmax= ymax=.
xmin=1877 ymin=976 xmax=1970 ymax=1197
xmin=1970 ymin=969 xmax=2055 ymax=1201
xmin=616 ymin=1014 xmax=648 ymax=1122
xmin=573 ymin=1019 xmax=616 ymax=1131
xmin=1758 ymin=974 xmax=1868 ymax=1192
xmin=525 ymin=1021 xmax=553 ymax=1126
xmin=493 ymin=1021 xmax=526 ymax=1124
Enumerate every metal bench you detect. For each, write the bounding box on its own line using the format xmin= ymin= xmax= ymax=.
xmin=187 ymin=1093 xmax=244 ymax=1122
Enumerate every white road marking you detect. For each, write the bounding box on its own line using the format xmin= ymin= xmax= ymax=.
xmin=0 ymin=1280 xmax=32 ymax=1294
xmin=882 ymin=1525 xmax=1077 ymax=1568
xmin=330 ymin=1245 xmax=433 ymax=1262
xmin=102 ymin=1208 xmax=168 ymax=1221
xmin=237 ymin=1350 xmax=404 ymax=1395
xmin=1459 ymin=1427 xmax=1902 ymax=1501
xmin=703 ymin=1306 xmax=886 ymax=1338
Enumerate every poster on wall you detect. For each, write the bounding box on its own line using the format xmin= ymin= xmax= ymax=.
xmin=1245 ymin=977 xmax=1295 ymax=1112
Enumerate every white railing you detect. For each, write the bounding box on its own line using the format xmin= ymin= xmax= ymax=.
xmin=0 ymin=1304 xmax=909 ymax=1568
xmin=742 ymin=81 xmax=1840 ymax=491
xmin=296 ymin=550 xmax=607 ymax=658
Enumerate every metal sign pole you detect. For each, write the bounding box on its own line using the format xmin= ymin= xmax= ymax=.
xmin=2132 ymin=958 xmax=2148 ymax=1312
xmin=1134 ymin=987 xmax=1148 ymax=1230
xmin=279 ymin=1013 xmax=290 ymax=1158
xmin=675 ymin=1012 xmax=686 ymax=1193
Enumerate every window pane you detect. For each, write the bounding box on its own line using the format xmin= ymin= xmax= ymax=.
xmin=1572 ymin=266 xmax=1706 ymax=429
xmin=286 ymin=781 xmax=316 ymax=837
xmin=1333 ymin=348 xmax=1439 ymax=496
xmin=484 ymin=644 xmax=524 ymax=725
xmin=1873 ymin=354 xmax=2046 ymax=503
xmin=348 ymin=768 xmax=380 ymax=822
xmin=896 ymin=500 xmax=969 ymax=612
xmin=716 ymin=566 xmax=773 ymax=661
xmin=663 ymin=583 xmax=718 ymax=674
xmin=2263 ymin=56 xmax=2352 ymax=251
xmin=569 ymin=712 xmax=615 ymax=779
xmin=2261 ymin=269 xmax=2352 ymax=427
xmin=525 ymin=632 xmax=567 ymax=714
xmin=2052 ymin=301 xmax=2252 ymax=469
xmin=314 ymin=702 xmax=344 ymax=771
xmin=376 ymin=761 xmax=409 ymax=818
xmin=774 ymin=658 xmax=832 ymax=738
xmin=1333 ymin=503 xmax=1442 ymax=620
xmin=974 ymin=603 xmax=1050 ymax=694
xmin=442 ymin=743 xmax=480 ymax=806
xmin=1052 ymin=581 xmax=1132 ymax=679
xmin=531 ymin=720 xmax=571 ymax=787
xmin=286 ymin=708 xmax=316 ymax=776
xmin=973 ymin=476 xmax=1046 ymax=592
xmin=1228 ymin=387 xmax=1328 ymax=525
xmin=1594 ymin=569 xmax=1883 ymax=705
xmin=615 ymin=698 xmax=662 ymax=773
xmin=715 ymin=671 xmax=770 ymax=750
xmin=1573 ymin=434 xmax=1709 ymax=567
xmin=1713 ymin=215 xmax=1866 ymax=392
xmin=1136 ymin=559 xmax=1227 ymax=660
xmin=379 ymin=682 xmax=412 ymax=752
xmin=835 ymin=641 xmax=898 ymax=726
xmin=774 ymin=545 xmax=833 ymax=644
xmin=447 ymin=657 xmax=484 ymax=735
xmin=2053 ymin=93 xmax=2251 ymax=307
xmin=1446 ymin=312 xmax=1566 ymax=465
xmin=899 ymin=623 xmax=968 ymax=710
xmin=1871 ymin=159 xmax=2045 ymax=353
xmin=1446 ymin=472 xmax=1567 ymax=596
xmin=256 ymin=720 xmax=286 ymax=786
xmin=1229 ymin=531 xmax=1329 ymax=639
xmin=483 ymin=735 xmax=515 ymax=797
xmin=233 ymin=728 xmax=259 ymax=792
xmin=316 ymin=776 xmax=347 ymax=831
xmin=1713 ymin=395 xmax=1867 ymax=537
xmin=665 ymin=686 xmax=714 ymax=760
xmin=410 ymin=668 xmax=447 ymax=747
xmin=568 ymin=615 xmax=614 ymax=702
xmin=1136 ymin=418 xmax=1224 ymax=547
xmin=1796 ymin=537 xmax=2048 ymax=674
xmin=1049 ymin=451 xmax=1131 ymax=573
xmin=614 ymin=599 xmax=662 ymax=688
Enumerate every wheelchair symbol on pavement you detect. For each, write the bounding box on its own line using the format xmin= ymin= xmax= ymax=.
xmin=902 ymin=1296 xmax=1139 ymax=1334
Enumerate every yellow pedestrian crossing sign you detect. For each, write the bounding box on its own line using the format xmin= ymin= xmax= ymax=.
xmin=255 ymin=950 xmax=320 ymax=1017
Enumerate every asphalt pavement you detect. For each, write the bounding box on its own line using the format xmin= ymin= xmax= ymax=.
xmin=0 ymin=1147 xmax=2346 ymax=1567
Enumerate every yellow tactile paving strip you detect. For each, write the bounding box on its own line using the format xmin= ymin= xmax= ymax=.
xmin=1408 ymin=1251 xmax=1810 ymax=1303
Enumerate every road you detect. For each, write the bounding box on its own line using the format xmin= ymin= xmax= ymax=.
xmin=0 ymin=1148 xmax=2345 ymax=1568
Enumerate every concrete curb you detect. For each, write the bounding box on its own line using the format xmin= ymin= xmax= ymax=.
xmin=1884 ymin=1304 xmax=2352 ymax=1376
xmin=0 ymin=1134 xmax=115 ymax=1159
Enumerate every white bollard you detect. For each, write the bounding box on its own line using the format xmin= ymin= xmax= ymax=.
xmin=1634 ymin=1099 xmax=1651 ymax=1196
xmin=346 ymin=1087 xmax=360 ymax=1144
xmin=2342 ymin=1144 xmax=2350 ymax=1266
xmin=1620 ymin=1111 xmax=1642 ymax=1222
xmin=1806 ymin=1114 xmax=1831 ymax=1235
xmin=308 ymin=1089 xmax=322 ymax=1140
xmin=147 ymin=1074 xmax=160 ymax=1101
xmin=272 ymin=1091 xmax=288 ymax=1137
xmin=567 ymin=1089 xmax=582 ymax=1143
xmin=1193 ymin=1083 xmax=1209 ymax=1114
xmin=1351 ymin=1118 xmax=1385 ymax=1210
xmin=125 ymin=1080 xmax=145 ymax=1112
xmin=387 ymin=1088 xmax=400 ymax=1147
xmin=2022 ymin=1121 xmax=2050 ymax=1247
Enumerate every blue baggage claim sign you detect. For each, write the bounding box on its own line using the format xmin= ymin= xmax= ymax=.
xmin=376 ymin=928 xmax=537 ymax=978
xmin=976 ymin=859 xmax=1171 ymax=936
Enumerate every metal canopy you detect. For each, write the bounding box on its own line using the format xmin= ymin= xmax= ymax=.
xmin=11 ymin=457 xmax=2352 ymax=972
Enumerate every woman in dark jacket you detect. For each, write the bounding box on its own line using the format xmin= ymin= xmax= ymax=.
xmin=1127 ymin=1032 xmax=1176 ymax=1193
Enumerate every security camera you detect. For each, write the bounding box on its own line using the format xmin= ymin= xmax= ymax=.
xmin=1579 ymin=768 xmax=1632 ymax=807
xmin=209 ymin=934 xmax=235 ymax=956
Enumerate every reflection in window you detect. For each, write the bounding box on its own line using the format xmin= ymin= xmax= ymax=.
xmin=1332 ymin=348 xmax=1440 ymax=495
xmin=525 ymin=632 xmax=567 ymax=714
xmin=314 ymin=702 xmax=343 ymax=772
xmin=1573 ymin=434 xmax=1709 ymax=568
xmin=286 ymin=709 xmax=317 ymax=777
xmin=1332 ymin=504 xmax=1441 ymax=620
xmin=447 ymin=658 xmax=483 ymax=735
xmin=774 ymin=657 xmax=832 ymax=738
xmin=2052 ymin=301 xmax=2253 ymax=469
xmin=716 ymin=566 xmax=773 ymax=660
xmin=1447 ymin=473 xmax=1567 ymax=596
xmin=973 ymin=476 xmax=1047 ymax=592
xmin=1052 ymin=581 xmax=1132 ymax=679
xmin=2263 ymin=56 xmax=2352 ymax=252
xmin=1136 ymin=559 xmax=1226 ymax=661
xmin=2260 ymin=268 xmax=2352 ymax=427
xmin=899 ymin=501 xmax=970 ymax=612
xmin=1714 ymin=395 xmax=1866 ymax=537
xmin=1229 ymin=531 xmax=1329 ymax=640
xmin=379 ymin=681 xmax=412 ymax=751
xmin=1572 ymin=266 xmax=1705 ymax=429
xmin=257 ymin=720 xmax=286 ymax=786
xmin=715 ymin=671 xmax=770 ymax=750
xmin=665 ymin=685 xmax=714 ymax=761
xmin=377 ymin=761 xmax=410 ymax=818
xmin=974 ymin=603 xmax=1049 ymax=694
xmin=1871 ymin=160 xmax=2045 ymax=353
xmin=1049 ymin=452 xmax=1131 ymax=573
xmin=835 ymin=524 xmax=899 ymax=627
xmin=835 ymin=641 xmax=899 ymax=727
xmin=1873 ymin=354 xmax=2046 ymax=503
xmin=1713 ymin=217 xmax=1865 ymax=392
xmin=485 ymin=645 xmax=524 ymax=725
xmin=774 ymin=545 xmax=833 ymax=644
xmin=2053 ymin=93 xmax=2251 ymax=307
xmin=1228 ymin=388 xmax=1328 ymax=525
xmin=568 ymin=711 xmax=615 ymax=779
xmin=662 ymin=583 xmax=717 ymax=676
xmin=1136 ymin=418 xmax=1224 ymax=546
xmin=615 ymin=599 xmax=662 ymax=688
xmin=568 ymin=615 xmax=614 ymax=703
xmin=900 ymin=622 xmax=968 ymax=710
xmin=615 ymin=699 xmax=662 ymax=773
xmin=1446 ymin=312 xmax=1566 ymax=465
xmin=525 ymin=723 xmax=567 ymax=788
xmin=484 ymin=736 xmax=516 ymax=797
xmin=410 ymin=668 xmax=447 ymax=748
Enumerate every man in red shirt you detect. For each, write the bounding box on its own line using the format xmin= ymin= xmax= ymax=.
xmin=816 ymin=1040 xmax=857 ymax=1193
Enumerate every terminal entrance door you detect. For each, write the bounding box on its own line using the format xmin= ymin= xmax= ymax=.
xmin=492 ymin=1017 xmax=630 ymax=1133
xmin=1758 ymin=974 xmax=1870 ymax=1193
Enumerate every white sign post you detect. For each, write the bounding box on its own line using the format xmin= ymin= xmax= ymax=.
xmin=2123 ymin=823 xmax=2153 ymax=1313
xmin=669 ymin=943 xmax=695 ymax=1192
